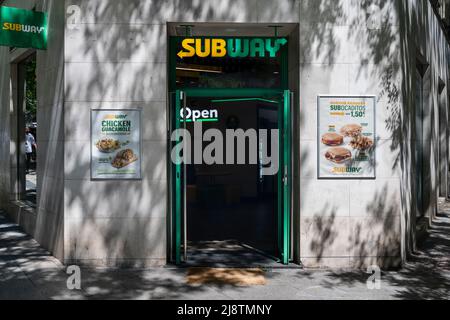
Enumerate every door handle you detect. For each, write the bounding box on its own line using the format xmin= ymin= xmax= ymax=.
xmin=283 ymin=165 xmax=288 ymax=185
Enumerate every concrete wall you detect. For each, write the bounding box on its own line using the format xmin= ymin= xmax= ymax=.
xmin=34 ymin=0 xmax=65 ymax=261
xmin=0 ymin=44 xmax=10 ymax=213
xmin=296 ymin=0 xmax=449 ymax=268
xmin=62 ymin=0 xmax=300 ymax=267
xmin=62 ymin=0 xmax=405 ymax=269
xmin=398 ymin=0 xmax=450 ymax=255
xmin=63 ymin=0 xmax=169 ymax=267
xmin=299 ymin=0 xmax=403 ymax=268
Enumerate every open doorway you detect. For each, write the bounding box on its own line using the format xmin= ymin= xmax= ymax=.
xmin=22 ymin=54 xmax=38 ymax=208
xmin=170 ymin=90 xmax=292 ymax=267
xmin=167 ymin=23 xmax=298 ymax=266
xmin=183 ymin=97 xmax=280 ymax=266
xmin=11 ymin=51 xmax=38 ymax=209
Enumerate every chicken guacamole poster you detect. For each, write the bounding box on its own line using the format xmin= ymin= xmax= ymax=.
xmin=318 ymin=96 xmax=376 ymax=179
xmin=91 ymin=109 xmax=142 ymax=180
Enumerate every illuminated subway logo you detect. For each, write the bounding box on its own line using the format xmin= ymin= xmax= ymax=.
xmin=177 ymin=38 xmax=288 ymax=59
xmin=2 ymin=22 xmax=45 ymax=34
xmin=181 ymin=107 xmax=218 ymax=122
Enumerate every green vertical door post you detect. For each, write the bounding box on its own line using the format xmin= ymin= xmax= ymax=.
xmin=174 ymin=90 xmax=183 ymax=264
xmin=282 ymin=90 xmax=292 ymax=265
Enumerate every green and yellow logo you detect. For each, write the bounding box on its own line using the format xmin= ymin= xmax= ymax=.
xmin=177 ymin=38 xmax=287 ymax=59
xmin=332 ymin=167 xmax=363 ymax=174
xmin=0 ymin=6 xmax=48 ymax=50
xmin=3 ymin=22 xmax=45 ymax=34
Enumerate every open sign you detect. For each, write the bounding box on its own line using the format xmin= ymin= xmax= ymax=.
xmin=180 ymin=107 xmax=219 ymax=122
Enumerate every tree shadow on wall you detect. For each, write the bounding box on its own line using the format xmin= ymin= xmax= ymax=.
xmin=307 ymin=206 xmax=338 ymax=264
xmin=299 ymin=0 xmax=449 ymax=299
xmin=62 ymin=0 xmax=265 ymax=300
xmin=25 ymin=0 xmax=450 ymax=299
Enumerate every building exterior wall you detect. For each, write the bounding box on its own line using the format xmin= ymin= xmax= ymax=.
xmin=34 ymin=0 xmax=65 ymax=261
xmin=0 ymin=0 xmax=36 ymax=234
xmin=0 ymin=43 xmax=9 ymax=214
xmin=63 ymin=0 xmax=169 ymax=267
xmin=298 ymin=0 xmax=403 ymax=268
xmin=0 ymin=0 xmax=448 ymax=269
xmin=398 ymin=0 xmax=450 ymax=256
xmin=0 ymin=0 xmax=65 ymax=260
xmin=61 ymin=0 xmax=299 ymax=268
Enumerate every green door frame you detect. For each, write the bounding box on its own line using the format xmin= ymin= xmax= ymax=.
xmin=282 ymin=90 xmax=292 ymax=265
xmin=172 ymin=90 xmax=182 ymax=265
xmin=170 ymin=88 xmax=292 ymax=265
xmin=169 ymin=35 xmax=292 ymax=265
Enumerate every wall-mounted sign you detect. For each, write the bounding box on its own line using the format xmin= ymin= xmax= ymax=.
xmin=91 ymin=109 xmax=142 ymax=180
xmin=0 ymin=6 xmax=48 ymax=50
xmin=318 ymin=95 xmax=376 ymax=179
xmin=177 ymin=38 xmax=287 ymax=59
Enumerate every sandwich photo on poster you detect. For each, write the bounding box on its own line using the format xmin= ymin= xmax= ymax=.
xmin=91 ymin=109 xmax=142 ymax=180
xmin=317 ymin=96 xmax=376 ymax=179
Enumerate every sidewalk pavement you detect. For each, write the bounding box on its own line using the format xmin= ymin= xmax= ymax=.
xmin=1 ymin=202 xmax=449 ymax=300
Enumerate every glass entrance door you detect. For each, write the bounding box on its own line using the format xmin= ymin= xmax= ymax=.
xmin=280 ymin=90 xmax=291 ymax=264
xmin=170 ymin=90 xmax=292 ymax=265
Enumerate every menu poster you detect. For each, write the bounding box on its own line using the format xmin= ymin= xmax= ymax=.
xmin=91 ymin=109 xmax=142 ymax=180
xmin=317 ymin=96 xmax=376 ymax=179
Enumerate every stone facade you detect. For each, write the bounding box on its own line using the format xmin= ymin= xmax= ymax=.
xmin=0 ymin=0 xmax=448 ymax=269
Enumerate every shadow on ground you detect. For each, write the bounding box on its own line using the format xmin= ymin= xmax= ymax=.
xmin=1 ymin=201 xmax=450 ymax=300
xmin=319 ymin=199 xmax=450 ymax=300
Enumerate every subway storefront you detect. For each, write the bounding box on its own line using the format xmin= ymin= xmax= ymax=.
xmin=168 ymin=30 xmax=294 ymax=265
xmin=2 ymin=0 xmax=447 ymax=269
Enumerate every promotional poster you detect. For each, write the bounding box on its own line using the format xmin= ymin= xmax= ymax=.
xmin=318 ymin=96 xmax=376 ymax=179
xmin=91 ymin=109 xmax=141 ymax=180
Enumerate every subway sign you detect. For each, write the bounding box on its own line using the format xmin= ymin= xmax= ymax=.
xmin=0 ymin=6 xmax=48 ymax=50
xmin=177 ymin=38 xmax=287 ymax=59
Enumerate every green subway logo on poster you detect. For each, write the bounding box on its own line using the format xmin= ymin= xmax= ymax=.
xmin=177 ymin=38 xmax=288 ymax=59
xmin=332 ymin=167 xmax=363 ymax=174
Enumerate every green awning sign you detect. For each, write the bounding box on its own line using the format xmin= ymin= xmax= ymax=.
xmin=0 ymin=6 xmax=48 ymax=50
